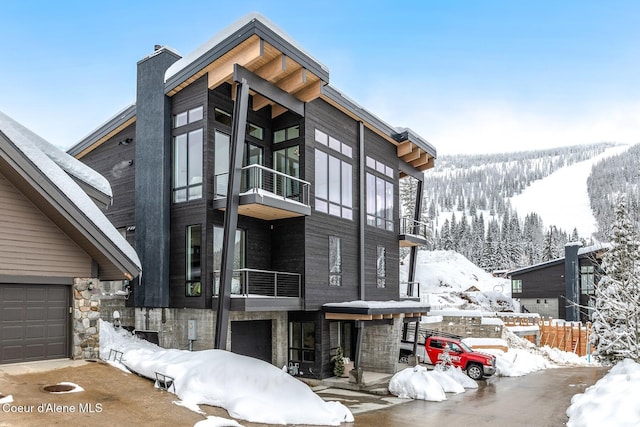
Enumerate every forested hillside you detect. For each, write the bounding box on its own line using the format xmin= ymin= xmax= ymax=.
xmin=402 ymin=142 xmax=640 ymax=272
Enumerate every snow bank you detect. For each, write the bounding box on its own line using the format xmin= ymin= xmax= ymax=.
xmin=99 ymin=320 xmax=353 ymax=426
xmin=567 ymin=359 xmax=640 ymax=426
xmin=388 ymin=365 xmax=477 ymax=401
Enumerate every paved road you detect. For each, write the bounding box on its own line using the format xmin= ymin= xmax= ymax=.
xmin=353 ymin=366 xmax=609 ymax=427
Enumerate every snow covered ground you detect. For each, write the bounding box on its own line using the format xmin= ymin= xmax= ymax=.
xmin=99 ymin=320 xmax=353 ymax=426
xmin=509 ymin=144 xmax=629 ymax=238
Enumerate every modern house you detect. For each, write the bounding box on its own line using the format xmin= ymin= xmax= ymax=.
xmin=508 ymin=243 xmax=608 ymax=323
xmin=0 ymin=110 xmax=141 ymax=364
xmin=68 ymin=13 xmax=436 ymax=378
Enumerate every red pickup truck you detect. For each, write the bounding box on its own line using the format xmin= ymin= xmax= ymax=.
xmin=425 ymin=335 xmax=496 ymax=380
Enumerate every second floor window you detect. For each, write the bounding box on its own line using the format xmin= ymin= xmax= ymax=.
xmin=581 ymin=265 xmax=595 ymax=295
xmin=315 ymin=149 xmax=352 ymax=220
xmin=172 ymin=128 xmax=203 ymax=203
xmin=329 ymin=236 xmax=342 ymax=287
xmin=512 ymin=279 xmax=523 ymax=294
xmin=376 ymin=246 xmax=386 ymax=288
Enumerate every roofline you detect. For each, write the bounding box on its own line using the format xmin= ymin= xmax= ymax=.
xmin=321 ymin=84 xmax=436 ymax=158
xmin=0 ymin=132 xmax=140 ymax=279
xmin=322 ymin=302 xmax=430 ymax=315
xmin=164 ymin=13 xmax=330 ymax=95
xmin=507 ymin=258 xmax=564 ymax=276
xmin=67 ymin=104 xmax=136 ymax=157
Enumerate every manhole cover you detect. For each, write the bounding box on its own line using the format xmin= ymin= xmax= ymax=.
xmin=43 ymin=384 xmax=75 ymax=393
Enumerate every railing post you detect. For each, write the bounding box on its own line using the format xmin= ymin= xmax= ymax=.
xmin=274 ymin=272 xmax=278 ymax=297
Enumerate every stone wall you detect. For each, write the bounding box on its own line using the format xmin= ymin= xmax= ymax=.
xmin=72 ymin=278 xmax=101 ymax=359
xmin=359 ymin=319 xmax=404 ymax=374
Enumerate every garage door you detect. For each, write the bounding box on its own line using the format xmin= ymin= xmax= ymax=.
xmin=231 ymin=320 xmax=272 ymax=362
xmin=0 ymin=284 xmax=70 ymax=364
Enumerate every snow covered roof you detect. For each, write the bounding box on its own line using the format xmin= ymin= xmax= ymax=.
xmin=508 ymin=243 xmax=610 ymax=277
xmin=323 ymin=300 xmax=430 ymax=319
xmin=164 ymin=12 xmax=329 ymax=94
xmin=0 ymin=110 xmax=112 ymax=199
xmin=0 ymin=110 xmax=141 ymax=280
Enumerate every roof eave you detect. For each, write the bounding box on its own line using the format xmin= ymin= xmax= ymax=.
xmin=67 ymin=104 xmax=136 ymax=158
xmin=164 ymin=15 xmax=330 ymax=95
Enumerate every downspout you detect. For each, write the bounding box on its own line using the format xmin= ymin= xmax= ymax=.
xmin=214 ymin=79 xmax=249 ymax=349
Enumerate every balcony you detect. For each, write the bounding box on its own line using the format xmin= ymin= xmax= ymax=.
xmin=400 ymin=281 xmax=421 ymax=301
xmin=213 ymin=268 xmax=303 ymax=311
xmin=213 ymin=165 xmax=311 ymax=220
xmin=399 ymin=217 xmax=430 ymax=247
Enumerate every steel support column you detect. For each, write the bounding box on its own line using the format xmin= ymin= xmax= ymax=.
xmin=409 ymin=178 xmax=423 ymax=357
xmin=214 ymin=79 xmax=250 ymax=349
xmin=358 ymin=121 xmax=366 ymax=301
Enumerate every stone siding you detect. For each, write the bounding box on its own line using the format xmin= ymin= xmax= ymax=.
xmin=72 ymin=278 xmax=101 ymax=359
xmin=359 ymin=319 xmax=404 ymax=374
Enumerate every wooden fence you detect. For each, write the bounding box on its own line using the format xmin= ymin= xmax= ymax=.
xmin=497 ymin=314 xmax=593 ymax=356
xmin=538 ymin=319 xmax=593 ymax=357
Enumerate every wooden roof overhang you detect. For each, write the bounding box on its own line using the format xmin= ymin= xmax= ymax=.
xmin=164 ymin=16 xmax=330 ymax=118
xmin=322 ymin=302 xmax=430 ymax=321
xmin=319 ymin=85 xmax=437 ymax=175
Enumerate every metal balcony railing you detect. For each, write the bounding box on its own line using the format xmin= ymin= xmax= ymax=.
xmin=214 ymin=165 xmax=310 ymax=206
xmin=213 ymin=268 xmax=302 ymax=298
xmin=400 ymin=281 xmax=421 ymax=299
xmin=400 ymin=217 xmax=430 ymax=239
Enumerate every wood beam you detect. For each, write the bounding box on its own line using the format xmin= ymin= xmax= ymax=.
xmin=397 ymin=141 xmax=413 ymax=157
xmin=417 ymin=156 xmax=435 ymax=171
xmin=324 ymin=312 xmax=373 ymax=321
xmin=207 ymin=37 xmax=263 ymax=90
xmin=271 ymin=104 xmax=287 ymax=118
xmin=410 ymin=152 xmax=429 ymax=168
xmin=276 ymin=68 xmax=307 ymax=93
xmin=401 ymin=147 xmax=422 ymax=162
xmin=254 ymin=54 xmax=288 ymax=82
xmin=251 ymin=93 xmax=272 ymax=111
xmin=294 ymin=79 xmax=323 ymax=103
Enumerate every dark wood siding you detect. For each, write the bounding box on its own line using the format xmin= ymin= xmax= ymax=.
xmin=303 ymin=99 xmax=360 ymax=310
xmin=362 ymin=127 xmax=400 ymax=301
xmin=512 ymin=262 xmax=566 ymax=318
xmin=78 ymin=125 xmax=136 ymax=230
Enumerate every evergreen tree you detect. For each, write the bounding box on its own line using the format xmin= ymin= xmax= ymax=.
xmin=591 ymin=195 xmax=640 ymax=363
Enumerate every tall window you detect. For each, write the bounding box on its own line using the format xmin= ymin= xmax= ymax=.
xmin=512 ymin=279 xmax=523 ymax=294
xmin=214 ymin=131 xmax=230 ymax=198
xmin=186 ymin=225 xmax=201 ymax=297
xmin=289 ymin=321 xmax=315 ymax=362
xmin=581 ymin=265 xmax=595 ymax=295
xmin=274 ymin=146 xmax=300 ymax=197
xmin=315 ymin=152 xmax=352 ymax=219
xmin=172 ymin=128 xmax=203 ymax=202
xmin=376 ymin=246 xmax=386 ymax=288
xmin=366 ymin=157 xmax=394 ymax=231
xmin=213 ymin=226 xmax=245 ymax=294
xmin=329 ymin=236 xmax=342 ymax=287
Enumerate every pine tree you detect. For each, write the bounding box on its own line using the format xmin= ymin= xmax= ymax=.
xmin=591 ymin=195 xmax=640 ymax=363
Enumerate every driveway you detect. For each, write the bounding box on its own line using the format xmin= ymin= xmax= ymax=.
xmin=0 ymin=361 xmax=608 ymax=427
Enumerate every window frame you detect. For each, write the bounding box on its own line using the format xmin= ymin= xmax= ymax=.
xmin=376 ymin=245 xmax=386 ymax=288
xmin=172 ymin=127 xmax=203 ymax=203
xmin=512 ymin=279 xmax=523 ymax=294
xmin=314 ymin=147 xmax=353 ymax=220
xmin=365 ymin=156 xmax=395 ymax=231
xmin=289 ymin=321 xmax=316 ymax=363
xmin=329 ymin=236 xmax=342 ymax=287
xmin=185 ymin=225 xmax=202 ymax=297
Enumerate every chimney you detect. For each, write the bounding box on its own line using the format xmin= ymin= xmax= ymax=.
xmin=564 ymin=242 xmax=582 ymax=321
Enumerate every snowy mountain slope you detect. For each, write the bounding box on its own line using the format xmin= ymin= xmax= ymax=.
xmin=509 ymin=144 xmax=630 ymax=239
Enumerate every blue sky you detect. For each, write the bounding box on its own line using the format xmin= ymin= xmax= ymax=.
xmin=1 ymin=1 xmax=638 ymax=155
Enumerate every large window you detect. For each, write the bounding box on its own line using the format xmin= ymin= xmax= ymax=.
xmin=274 ymin=125 xmax=300 ymax=143
xmin=274 ymin=146 xmax=300 ymax=197
xmin=315 ymin=150 xmax=352 ymax=219
xmin=376 ymin=245 xmax=386 ymax=288
xmin=214 ymin=131 xmax=230 ymax=198
xmin=172 ymin=128 xmax=203 ymax=202
xmin=329 ymin=236 xmax=342 ymax=287
xmin=185 ymin=225 xmax=201 ymax=297
xmin=366 ymin=157 xmax=394 ymax=231
xmin=289 ymin=321 xmax=315 ymax=362
xmin=581 ymin=265 xmax=595 ymax=295
xmin=512 ymin=279 xmax=523 ymax=294
xmin=213 ymin=226 xmax=245 ymax=294
xmin=173 ymin=105 xmax=203 ymax=128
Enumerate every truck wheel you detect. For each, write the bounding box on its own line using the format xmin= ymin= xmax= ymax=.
xmin=466 ymin=363 xmax=483 ymax=380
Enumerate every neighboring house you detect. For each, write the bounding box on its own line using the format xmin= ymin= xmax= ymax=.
xmin=68 ymin=13 xmax=435 ymax=378
xmin=508 ymin=243 xmax=608 ymax=323
xmin=0 ymin=110 xmax=141 ymax=364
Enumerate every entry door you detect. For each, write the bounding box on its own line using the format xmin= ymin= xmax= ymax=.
xmin=0 ymin=284 xmax=70 ymax=364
